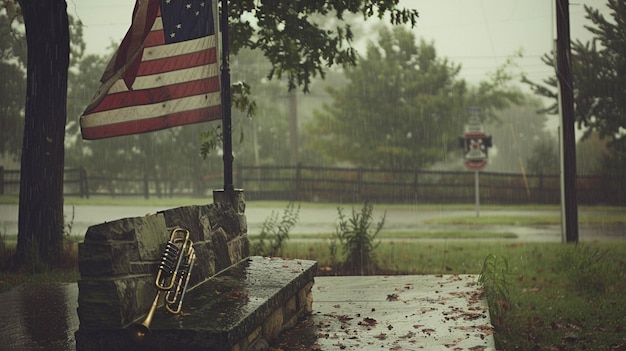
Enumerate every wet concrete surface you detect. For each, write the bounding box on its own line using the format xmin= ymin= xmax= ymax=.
xmin=0 ymin=276 xmax=493 ymax=351
xmin=278 ymin=275 xmax=495 ymax=350
xmin=0 ymin=283 xmax=78 ymax=351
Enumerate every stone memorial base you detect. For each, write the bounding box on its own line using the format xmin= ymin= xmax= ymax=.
xmin=76 ymin=256 xmax=317 ymax=350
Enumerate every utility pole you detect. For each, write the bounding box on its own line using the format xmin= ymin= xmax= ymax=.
xmin=556 ymin=0 xmax=579 ymax=243
xmin=289 ymin=90 xmax=298 ymax=165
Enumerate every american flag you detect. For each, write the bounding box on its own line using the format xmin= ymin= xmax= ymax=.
xmin=80 ymin=0 xmax=220 ymax=140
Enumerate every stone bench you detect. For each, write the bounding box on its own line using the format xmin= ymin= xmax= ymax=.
xmin=75 ymin=191 xmax=317 ymax=350
xmin=76 ymin=256 xmax=317 ymax=351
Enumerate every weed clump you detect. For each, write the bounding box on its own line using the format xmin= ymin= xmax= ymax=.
xmin=559 ymin=243 xmax=618 ymax=294
xmin=251 ymin=202 xmax=300 ymax=257
xmin=331 ymin=202 xmax=386 ymax=275
xmin=479 ymin=253 xmax=510 ymax=326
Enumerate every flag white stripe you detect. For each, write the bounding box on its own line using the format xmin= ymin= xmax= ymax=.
xmin=143 ymin=34 xmax=217 ymax=61
xmin=107 ymin=63 xmax=219 ymax=93
xmin=82 ymin=92 xmax=221 ymax=127
xmin=152 ymin=16 xmax=164 ymax=31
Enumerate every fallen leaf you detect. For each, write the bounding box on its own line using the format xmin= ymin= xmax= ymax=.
xmin=387 ymin=293 xmax=400 ymax=301
xmin=358 ymin=317 xmax=378 ymax=327
xmin=374 ymin=333 xmax=387 ymax=340
xmin=399 ymin=331 xmax=416 ymax=339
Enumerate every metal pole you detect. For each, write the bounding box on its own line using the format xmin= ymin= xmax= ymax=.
xmin=220 ymin=0 xmax=234 ymax=193
xmin=556 ymin=0 xmax=579 ymax=243
xmin=475 ymin=170 xmax=480 ymax=217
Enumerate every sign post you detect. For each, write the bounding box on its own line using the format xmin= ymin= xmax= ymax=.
xmin=459 ymin=115 xmax=492 ymax=217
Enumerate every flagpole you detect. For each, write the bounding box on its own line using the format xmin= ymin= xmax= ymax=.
xmin=220 ymin=0 xmax=234 ymax=193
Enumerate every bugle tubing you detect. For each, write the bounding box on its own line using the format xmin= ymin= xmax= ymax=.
xmin=127 ymin=227 xmax=195 ymax=344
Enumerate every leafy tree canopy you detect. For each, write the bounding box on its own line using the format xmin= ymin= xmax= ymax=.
xmin=524 ymin=0 xmax=626 ymax=157
xmin=304 ymin=26 xmax=522 ymax=170
xmin=228 ymin=0 xmax=418 ymax=92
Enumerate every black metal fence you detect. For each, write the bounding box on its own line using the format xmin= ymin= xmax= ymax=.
xmin=237 ymin=164 xmax=625 ymax=206
xmin=0 ymin=166 xmax=207 ymax=199
xmin=0 ymin=165 xmax=623 ymax=205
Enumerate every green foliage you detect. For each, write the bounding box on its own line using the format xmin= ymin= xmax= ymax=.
xmin=484 ymin=97 xmax=553 ymax=173
xmin=526 ymin=137 xmax=560 ymax=174
xmin=200 ymin=125 xmax=223 ymax=159
xmin=332 ymin=202 xmax=385 ymax=275
xmin=229 ymin=0 xmax=418 ymax=92
xmin=305 ymin=26 xmax=523 ymax=169
xmin=205 ymin=1 xmax=419 ymax=160
xmin=478 ymin=254 xmax=510 ymax=324
xmin=525 ymin=0 xmax=626 ymax=159
xmin=251 ymin=202 xmax=300 ymax=257
xmin=306 ymin=27 xmax=465 ymax=169
xmin=559 ymin=243 xmax=619 ymax=294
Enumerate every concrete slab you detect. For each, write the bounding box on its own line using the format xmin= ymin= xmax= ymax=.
xmin=0 ymin=275 xmax=495 ymax=351
xmin=274 ymin=274 xmax=495 ymax=350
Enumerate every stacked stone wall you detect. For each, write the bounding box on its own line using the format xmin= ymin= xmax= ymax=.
xmin=76 ymin=192 xmax=248 ymax=329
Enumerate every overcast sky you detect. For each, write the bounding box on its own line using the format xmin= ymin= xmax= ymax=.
xmin=72 ymin=0 xmax=609 ymax=87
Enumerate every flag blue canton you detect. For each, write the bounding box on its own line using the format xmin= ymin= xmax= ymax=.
xmin=160 ymin=0 xmax=214 ymax=44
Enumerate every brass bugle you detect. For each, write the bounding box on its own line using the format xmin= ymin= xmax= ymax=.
xmin=128 ymin=227 xmax=196 ymax=344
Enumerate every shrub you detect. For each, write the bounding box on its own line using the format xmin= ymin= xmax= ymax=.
xmin=332 ymin=202 xmax=386 ymax=275
xmin=251 ymin=202 xmax=300 ymax=257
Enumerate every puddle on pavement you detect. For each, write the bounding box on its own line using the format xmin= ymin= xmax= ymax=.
xmin=0 ymin=283 xmax=78 ymax=351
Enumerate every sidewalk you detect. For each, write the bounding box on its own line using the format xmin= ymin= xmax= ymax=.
xmin=275 ymin=275 xmax=495 ymax=350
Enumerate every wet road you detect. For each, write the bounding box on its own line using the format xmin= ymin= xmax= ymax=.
xmin=0 ymin=203 xmax=624 ymax=242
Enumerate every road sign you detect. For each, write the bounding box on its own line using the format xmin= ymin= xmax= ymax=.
xmin=459 ymin=119 xmax=491 ymax=170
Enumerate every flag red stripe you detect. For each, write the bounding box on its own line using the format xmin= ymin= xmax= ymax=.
xmin=136 ymin=48 xmax=217 ymax=76
xmin=145 ymin=26 xmax=165 ymax=47
xmin=82 ymin=105 xmax=222 ymax=140
xmin=87 ymin=77 xmax=220 ymax=114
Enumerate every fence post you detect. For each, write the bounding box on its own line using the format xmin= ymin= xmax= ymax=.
xmin=537 ymin=172 xmax=543 ymax=203
xmin=413 ymin=168 xmax=419 ymax=201
xmin=80 ymin=167 xmax=90 ymax=198
xmin=294 ymin=163 xmax=302 ymax=202
xmin=143 ymin=173 xmax=149 ymax=199
xmin=356 ymin=167 xmax=363 ymax=203
xmin=0 ymin=166 xmax=4 ymax=195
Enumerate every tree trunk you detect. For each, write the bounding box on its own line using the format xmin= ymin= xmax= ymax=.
xmin=13 ymin=0 xmax=69 ymax=269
